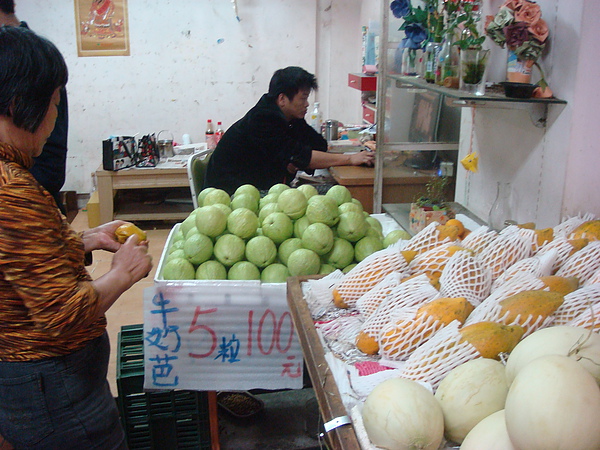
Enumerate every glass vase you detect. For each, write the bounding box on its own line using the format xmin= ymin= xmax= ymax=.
xmin=488 ymin=182 xmax=513 ymax=231
xmin=506 ymin=48 xmax=534 ymax=83
xmin=401 ymin=47 xmax=423 ymax=76
xmin=459 ymin=48 xmax=490 ymax=95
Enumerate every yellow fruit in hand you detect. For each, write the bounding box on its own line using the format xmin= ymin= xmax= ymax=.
xmin=115 ymin=223 xmax=147 ymax=243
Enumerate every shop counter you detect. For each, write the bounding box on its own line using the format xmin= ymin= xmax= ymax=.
xmin=329 ymin=165 xmax=442 ymax=214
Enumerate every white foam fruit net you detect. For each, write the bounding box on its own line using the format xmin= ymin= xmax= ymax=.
xmin=554 ymin=283 xmax=600 ymax=326
xmin=355 ymin=271 xmax=404 ymax=318
xmin=491 ymin=250 xmax=556 ymax=291
xmin=466 ymin=273 xmax=546 ymax=325
xmin=379 ymin=311 xmax=451 ymax=361
xmin=476 ymin=226 xmax=533 ymax=281
xmin=535 ymin=236 xmax=586 ymax=274
xmin=333 ymin=247 xmax=411 ymax=308
xmin=514 ymin=227 xmax=542 ymax=254
xmin=556 ymin=241 xmax=600 ymax=285
xmin=358 ymin=275 xmax=439 ymax=345
xmin=403 ymin=222 xmax=451 ymax=255
xmin=461 ymin=225 xmax=498 ymax=255
xmin=585 ymin=269 xmax=600 ymax=287
xmin=557 ymin=213 xmax=596 ymax=238
xmin=399 ymin=321 xmax=480 ymax=390
xmin=302 ymin=270 xmax=344 ymax=315
xmin=438 ymin=250 xmax=492 ymax=307
xmin=408 ymin=242 xmax=459 ymax=279
xmin=567 ymin=302 xmax=600 ymax=332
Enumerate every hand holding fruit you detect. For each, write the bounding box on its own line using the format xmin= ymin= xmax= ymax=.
xmin=112 ymin=234 xmax=153 ymax=284
xmin=81 ymin=221 xmax=148 ymax=253
xmin=114 ymin=223 xmax=148 ymax=244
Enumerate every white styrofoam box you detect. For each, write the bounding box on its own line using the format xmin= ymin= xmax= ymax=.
xmin=147 ymin=223 xmax=303 ymax=391
xmin=370 ymin=213 xmax=403 ymax=237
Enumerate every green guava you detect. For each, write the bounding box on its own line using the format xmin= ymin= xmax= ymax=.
xmin=245 ymin=235 xmax=277 ymax=268
xmin=228 ymin=261 xmax=261 ymax=280
xmin=162 ymin=257 xmax=195 ymax=280
xmin=301 ymin=222 xmax=334 ymax=255
xmin=213 ymin=234 xmax=246 ymax=266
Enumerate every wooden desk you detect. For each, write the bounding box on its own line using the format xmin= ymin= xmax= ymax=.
xmin=329 ymin=165 xmax=442 ymax=214
xmin=95 ymin=166 xmax=193 ymax=224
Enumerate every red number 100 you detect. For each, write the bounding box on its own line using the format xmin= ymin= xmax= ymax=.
xmin=247 ymin=309 xmax=294 ymax=356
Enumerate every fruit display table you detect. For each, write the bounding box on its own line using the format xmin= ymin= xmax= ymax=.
xmin=287 ymin=276 xmax=362 ymax=450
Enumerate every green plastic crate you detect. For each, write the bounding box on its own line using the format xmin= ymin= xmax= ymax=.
xmin=116 ymin=324 xmax=212 ymax=449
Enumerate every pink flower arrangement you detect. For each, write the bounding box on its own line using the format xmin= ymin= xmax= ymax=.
xmin=485 ymin=0 xmax=548 ymax=61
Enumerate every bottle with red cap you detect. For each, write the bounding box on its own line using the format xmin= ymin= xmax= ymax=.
xmin=215 ymin=121 xmax=224 ymax=145
xmin=205 ymin=119 xmax=216 ymax=150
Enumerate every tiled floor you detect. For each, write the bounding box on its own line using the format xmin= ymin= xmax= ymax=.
xmin=70 ymin=210 xmax=173 ymax=396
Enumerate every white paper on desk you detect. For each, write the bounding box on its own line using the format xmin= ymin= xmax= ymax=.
xmin=142 ymin=282 xmax=304 ymax=391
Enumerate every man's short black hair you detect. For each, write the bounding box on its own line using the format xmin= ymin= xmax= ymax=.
xmin=0 ymin=0 xmax=15 ymax=15
xmin=268 ymin=66 xmax=318 ymax=100
xmin=0 ymin=26 xmax=68 ymax=133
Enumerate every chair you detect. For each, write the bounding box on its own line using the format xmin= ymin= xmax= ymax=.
xmin=187 ymin=150 xmax=213 ymax=208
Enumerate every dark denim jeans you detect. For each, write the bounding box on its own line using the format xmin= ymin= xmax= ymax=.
xmin=0 ymin=331 xmax=127 ymax=449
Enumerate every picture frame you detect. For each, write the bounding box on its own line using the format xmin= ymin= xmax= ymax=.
xmin=74 ymin=0 xmax=130 ymax=57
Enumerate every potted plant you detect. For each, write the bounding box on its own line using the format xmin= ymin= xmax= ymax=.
xmin=409 ymin=176 xmax=455 ymax=233
xmin=446 ymin=2 xmax=488 ymax=95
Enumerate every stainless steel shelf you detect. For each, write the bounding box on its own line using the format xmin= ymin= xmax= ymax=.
xmin=383 ymin=202 xmax=487 ymax=236
xmin=390 ymin=75 xmax=566 ymax=128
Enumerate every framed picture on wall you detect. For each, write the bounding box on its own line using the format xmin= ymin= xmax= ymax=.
xmin=74 ymin=0 xmax=130 ymax=57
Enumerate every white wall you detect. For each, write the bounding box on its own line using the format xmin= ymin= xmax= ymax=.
xmin=17 ymin=0 xmax=321 ymax=193
xmin=16 ymin=0 xmax=386 ymax=195
xmin=454 ymin=0 xmax=600 ymax=227
xmin=562 ymin=0 xmax=600 ymax=216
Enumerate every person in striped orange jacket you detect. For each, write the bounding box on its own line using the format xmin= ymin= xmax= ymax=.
xmin=0 ymin=26 xmax=152 ymax=449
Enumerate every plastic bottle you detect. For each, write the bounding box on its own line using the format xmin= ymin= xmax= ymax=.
xmin=435 ymin=34 xmax=458 ymax=86
xmin=205 ymin=119 xmax=216 ymax=150
xmin=310 ymin=102 xmax=322 ymax=133
xmin=215 ymin=121 xmax=224 ymax=145
xmin=424 ymin=40 xmax=442 ymax=83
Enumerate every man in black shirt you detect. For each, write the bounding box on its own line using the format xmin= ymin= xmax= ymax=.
xmin=0 ymin=0 xmax=69 ymax=214
xmin=204 ymin=66 xmax=374 ymax=194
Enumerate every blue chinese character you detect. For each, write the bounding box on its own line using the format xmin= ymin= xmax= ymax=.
xmin=146 ymin=325 xmax=181 ymax=353
xmin=146 ymin=292 xmax=181 ymax=353
xmin=214 ymin=334 xmax=241 ymax=363
xmin=149 ymin=353 xmax=179 ymax=387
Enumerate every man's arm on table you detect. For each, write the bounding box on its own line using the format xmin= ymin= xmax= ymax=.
xmin=308 ymin=149 xmax=374 ymax=170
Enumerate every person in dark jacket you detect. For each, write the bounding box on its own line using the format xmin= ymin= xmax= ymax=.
xmin=204 ymin=66 xmax=374 ymax=194
xmin=0 ymin=0 xmax=69 ymax=214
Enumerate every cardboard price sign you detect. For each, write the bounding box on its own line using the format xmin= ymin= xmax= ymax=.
xmin=142 ymin=282 xmax=303 ymax=391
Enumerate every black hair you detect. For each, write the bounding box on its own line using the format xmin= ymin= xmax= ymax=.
xmin=267 ymin=66 xmax=318 ymax=100
xmin=0 ymin=0 xmax=15 ymax=15
xmin=0 ymin=26 xmax=68 ymax=133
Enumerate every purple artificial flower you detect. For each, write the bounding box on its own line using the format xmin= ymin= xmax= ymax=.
xmin=504 ymin=22 xmax=530 ymax=48
xmin=391 ymin=0 xmax=411 ymax=19
xmin=404 ymin=23 xmax=428 ymax=46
